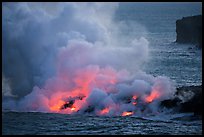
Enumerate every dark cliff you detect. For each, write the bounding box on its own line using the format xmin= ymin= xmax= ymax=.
xmin=176 ymin=15 xmax=202 ymax=48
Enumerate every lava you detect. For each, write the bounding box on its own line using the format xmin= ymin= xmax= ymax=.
xmin=98 ymin=108 xmax=110 ymax=115
xmin=29 ymin=65 xmax=169 ymax=116
xmin=60 ymin=100 xmax=74 ymax=110
xmin=121 ymin=111 xmax=134 ymax=116
xmin=132 ymin=102 xmax=137 ymax=105
xmin=71 ymin=107 xmax=76 ymax=111
xmin=145 ymin=90 xmax=161 ymax=103
xmin=50 ymin=100 xmax=65 ymax=112
xmin=132 ymin=95 xmax=137 ymax=100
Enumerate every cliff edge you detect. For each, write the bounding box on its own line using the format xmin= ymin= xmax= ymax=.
xmin=176 ymin=15 xmax=202 ymax=48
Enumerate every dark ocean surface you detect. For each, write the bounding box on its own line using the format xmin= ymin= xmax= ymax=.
xmin=2 ymin=111 xmax=202 ymax=135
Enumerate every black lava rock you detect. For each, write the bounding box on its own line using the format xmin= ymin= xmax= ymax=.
xmin=176 ymin=15 xmax=202 ymax=48
xmin=160 ymin=85 xmax=202 ymax=116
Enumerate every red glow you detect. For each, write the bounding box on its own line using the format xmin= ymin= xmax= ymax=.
xmin=71 ymin=107 xmax=76 ymax=111
xmin=46 ymin=66 xmax=120 ymax=114
xmin=38 ymin=58 xmax=165 ymax=115
xmin=121 ymin=111 xmax=134 ymax=116
xmin=132 ymin=102 xmax=137 ymax=105
xmin=50 ymin=100 xmax=65 ymax=112
xmin=98 ymin=108 xmax=110 ymax=115
xmin=132 ymin=95 xmax=137 ymax=100
xmin=145 ymin=90 xmax=160 ymax=103
xmin=31 ymin=41 xmax=170 ymax=116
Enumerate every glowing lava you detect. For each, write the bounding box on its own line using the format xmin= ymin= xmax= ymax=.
xmin=145 ymin=90 xmax=160 ymax=103
xmin=71 ymin=107 xmax=76 ymax=111
xmin=99 ymin=108 xmax=110 ymax=115
xmin=50 ymin=100 xmax=65 ymax=112
xmin=132 ymin=95 xmax=138 ymax=106
xmin=132 ymin=102 xmax=137 ymax=105
xmin=121 ymin=111 xmax=134 ymax=116
xmin=132 ymin=95 xmax=137 ymax=100
xmin=36 ymin=64 xmax=167 ymax=116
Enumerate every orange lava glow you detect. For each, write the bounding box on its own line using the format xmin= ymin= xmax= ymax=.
xmin=121 ymin=111 xmax=134 ymax=116
xmin=71 ymin=107 xmax=76 ymax=111
xmin=50 ymin=100 xmax=65 ymax=111
xmin=132 ymin=102 xmax=137 ymax=105
xmin=145 ymin=90 xmax=160 ymax=103
xmin=132 ymin=95 xmax=137 ymax=100
xmin=98 ymin=108 xmax=110 ymax=115
xmin=47 ymin=66 xmax=120 ymax=114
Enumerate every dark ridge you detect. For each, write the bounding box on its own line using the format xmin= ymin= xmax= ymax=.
xmin=160 ymin=85 xmax=202 ymax=116
xmin=176 ymin=15 xmax=202 ymax=48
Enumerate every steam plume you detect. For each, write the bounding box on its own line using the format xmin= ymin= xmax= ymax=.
xmin=2 ymin=2 xmax=176 ymax=116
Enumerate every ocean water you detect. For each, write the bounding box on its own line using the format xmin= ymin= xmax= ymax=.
xmin=2 ymin=111 xmax=202 ymax=135
xmin=2 ymin=2 xmax=202 ymax=135
xmin=115 ymin=2 xmax=202 ymax=87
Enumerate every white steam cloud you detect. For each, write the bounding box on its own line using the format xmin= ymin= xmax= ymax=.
xmin=2 ymin=2 xmax=176 ymax=116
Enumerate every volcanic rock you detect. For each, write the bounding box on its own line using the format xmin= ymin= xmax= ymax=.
xmin=160 ymin=85 xmax=202 ymax=115
xmin=84 ymin=106 xmax=95 ymax=113
xmin=60 ymin=100 xmax=74 ymax=110
xmin=160 ymin=97 xmax=181 ymax=108
xmin=178 ymin=85 xmax=202 ymax=115
xmin=176 ymin=15 xmax=202 ymax=48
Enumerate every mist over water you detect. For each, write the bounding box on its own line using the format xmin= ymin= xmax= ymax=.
xmin=115 ymin=2 xmax=202 ymax=87
xmin=2 ymin=2 xmax=145 ymax=97
xmin=2 ymin=2 xmax=178 ymax=115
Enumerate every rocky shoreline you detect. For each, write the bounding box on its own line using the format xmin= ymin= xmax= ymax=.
xmin=160 ymin=85 xmax=202 ymax=116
